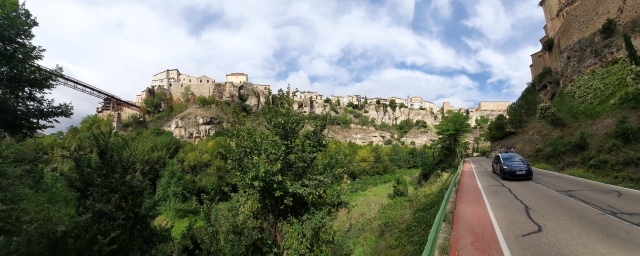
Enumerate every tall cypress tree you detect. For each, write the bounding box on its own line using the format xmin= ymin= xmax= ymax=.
xmin=623 ymin=33 xmax=639 ymax=66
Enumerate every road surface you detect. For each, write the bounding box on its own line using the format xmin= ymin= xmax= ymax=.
xmin=461 ymin=157 xmax=640 ymax=256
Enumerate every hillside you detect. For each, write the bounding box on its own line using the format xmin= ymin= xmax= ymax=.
xmin=491 ymin=57 xmax=640 ymax=189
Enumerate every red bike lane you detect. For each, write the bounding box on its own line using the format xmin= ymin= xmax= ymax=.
xmin=449 ymin=159 xmax=505 ymax=256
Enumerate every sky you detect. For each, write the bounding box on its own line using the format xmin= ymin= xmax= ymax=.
xmin=24 ymin=0 xmax=546 ymax=133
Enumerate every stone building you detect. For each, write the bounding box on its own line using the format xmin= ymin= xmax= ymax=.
xmin=389 ymin=96 xmax=406 ymax=105
xmin=138 ymin=69 xmax=270 ymax=105
xmin=225 ymin=72 xmax=248 ymax=84
xmin=406 ymin=96 xmax=436 ymax=110
xmin=477 ymin=101 xmax=509 ymax=111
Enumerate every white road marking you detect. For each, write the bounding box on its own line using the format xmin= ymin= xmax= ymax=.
xmin=471 ymin=160 xmax=512 ymax=256
xmin=533 ymin=180 xmax=640 ymax=229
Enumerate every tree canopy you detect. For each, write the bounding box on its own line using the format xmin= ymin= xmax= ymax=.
xmin=0 ymin=0 xmax=73 ymax=137
xmin=435 ymin=110 xmax=471 ymax=162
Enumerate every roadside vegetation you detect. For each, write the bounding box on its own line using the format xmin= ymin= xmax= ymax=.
xmin=0 ymin=2 xmax=477 ymax=253
xmin=486 ymin=54 xmax=640 ymax=189
xmin=0 ymin=91 xmax=470 ymax=254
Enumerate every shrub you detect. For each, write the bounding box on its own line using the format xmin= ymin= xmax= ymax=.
xmin=390 ymin=175 xmax=408 ymax=199
xmin=613 ymin=116 xmax=640 ymax=144
xmin=196 ymin=95 xmax=217 ymax=107
xmin=533 ymin=67 xmax=553 ymax=85
xmin=573 ymin=130 xmax=589 ymax=152
xmin=415 ymin=119 xmax=429 ymax=129
xmin=600 ymin=18 xmax=617 ymax=39
xmin=620 ymin=84 xmax=640 ymax=109
xmin=537 ymin=104 xmax=565 ymax=127
xmin=542 ymin=37 xmax=554 ymax=52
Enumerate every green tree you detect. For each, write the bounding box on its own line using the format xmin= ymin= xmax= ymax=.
xmin=0 ymin=0 xmax=73 ymax=137
xmin=144 ymin=90 xmax=169 ymax=115
xmin=181 ymin=85 xmax=193 ymax=104
xmin=224 ymin=89 xmax=345 ymax=253
xmin=474 ymin=116 xmax=490 ymax=128
xmin=624 ymin=33 xmax=639 ymax=66
xmin=486 ymin=114 xmax=511 ymax=142
xmin=390 ymin=175 xmax=408 ymax=198
xmin=389 ymin=99 xmax=398 ymax=112
xmin=435 ymin=111 xmax=471 ymax=162
xmin=600 ymin=18 xmax=617 ymax=39
xmin=64 ymin=127 xmax=171 ymax=255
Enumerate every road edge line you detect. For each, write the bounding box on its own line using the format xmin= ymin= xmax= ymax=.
xmin=533 ymin=180 xmax=640 ymax=229
xmin=470 ymin=160 xmax=511 ymax=256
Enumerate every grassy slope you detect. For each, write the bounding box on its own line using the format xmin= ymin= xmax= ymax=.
xmin=332 ymin=169 xmax=451 ymax=255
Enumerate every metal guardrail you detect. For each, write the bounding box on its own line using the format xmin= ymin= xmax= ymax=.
xmin=422 ymin=160 xmax=463 ymax=256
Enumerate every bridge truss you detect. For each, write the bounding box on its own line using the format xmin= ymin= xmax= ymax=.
xmin=35 ymin=64 xmax=140 ymax=112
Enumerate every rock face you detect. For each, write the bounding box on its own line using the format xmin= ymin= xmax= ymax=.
xmin=361 ymin=104 xmax=441 ymax=125
xmin=326 ymin=125 xmax=393 ymax=145
xmin=400 ymin=129 xmax=438 ymax=147
xmin=165 ymin=115 xmax=222 ymax=142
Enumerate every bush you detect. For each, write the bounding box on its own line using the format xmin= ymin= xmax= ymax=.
xmin=533 ymin=67 xmax=553 ymax=85
xmin=613 ymin=116 xmax=640 ymax=144
xmin=196 ymin=95 xmax=217 ymax=107
xmin=600 ymin=18 xmax=617 ymax=39
xmin=537 ymin=104 xmax=565 ymax=127
xmin=542 ymin=37 xmax=554 ymax=52
xmin=390 ymin=175 xmax=408 ymax=198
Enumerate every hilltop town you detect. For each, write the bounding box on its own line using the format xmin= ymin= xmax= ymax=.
xmin=98 ymin=69 xmax=509 ymax=130
xmin=92 ymin=69 xmax=511 ymax=145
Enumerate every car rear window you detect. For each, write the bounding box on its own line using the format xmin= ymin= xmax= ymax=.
xmin=502 ymin=154 xmax=525 ymax=162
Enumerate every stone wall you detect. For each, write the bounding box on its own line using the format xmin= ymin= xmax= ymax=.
xmin=530 ymin=50 xmax=552 ymax=78
xmin=553 ymin=0 xmax=640 ymax=53
xmin=532 ymin=0 xmax=640 ymax=87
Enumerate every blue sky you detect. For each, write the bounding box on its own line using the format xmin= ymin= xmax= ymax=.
xmin=24 ymin=0 xmax=545 ymax=132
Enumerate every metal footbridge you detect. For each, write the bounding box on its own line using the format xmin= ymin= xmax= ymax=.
xmin=35 ymin=64 xmax=140 ymax=112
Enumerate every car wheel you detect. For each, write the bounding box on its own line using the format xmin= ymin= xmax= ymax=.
xmin=500 ymin=170 xmax=506 ymax=180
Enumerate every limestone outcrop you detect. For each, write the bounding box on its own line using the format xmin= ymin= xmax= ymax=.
xmin=165 ymin=115 xmax=222 ymax=142
xmin=326 ymin=125 xmax=393 ymax=145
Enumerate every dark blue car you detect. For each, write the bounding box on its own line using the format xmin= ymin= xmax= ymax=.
xmin=492 ymin=153 xmax=533 ymax=180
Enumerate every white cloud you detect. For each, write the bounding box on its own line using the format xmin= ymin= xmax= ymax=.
xmin=22 ymin=0 xmax=545 ymax=133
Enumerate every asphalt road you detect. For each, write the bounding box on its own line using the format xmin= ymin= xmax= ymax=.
xmin=469 ymin=157 xmax=640 ymax=256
